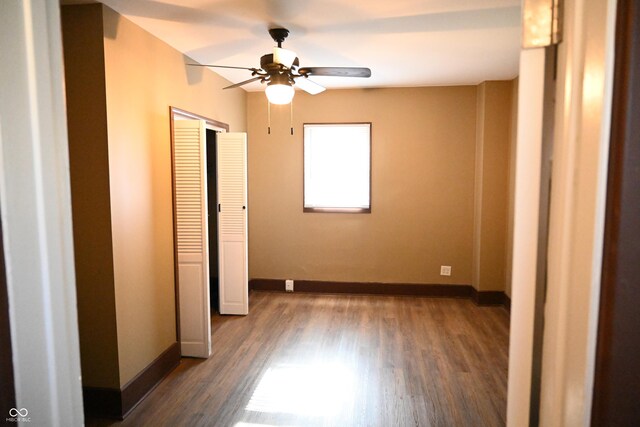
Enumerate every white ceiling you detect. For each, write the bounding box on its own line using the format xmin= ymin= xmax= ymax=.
xmin=96 ymin=0 xmax=521 ymax=91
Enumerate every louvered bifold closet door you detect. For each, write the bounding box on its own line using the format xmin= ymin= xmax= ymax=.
xmin=173 ymin=120 xmax=211 ymax=357
xmin=217 ymin=133 xmax=249 ymax=315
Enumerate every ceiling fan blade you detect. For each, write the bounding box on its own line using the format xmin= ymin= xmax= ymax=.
xmin=188 ymin=63 xmax=259 ymax=72
xmin=294 ymin=77 xmax=326 ymax=95
xmin=298 ymin=67 xmax=371 ymax=78
xmin=223 ymin=76 xmax=263 ymax=90
xmin=273 ymin=47 xmax=297 ymax=68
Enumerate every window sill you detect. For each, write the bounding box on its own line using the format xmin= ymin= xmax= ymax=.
xmin=303 ymin=207 xmax=371 ymax=214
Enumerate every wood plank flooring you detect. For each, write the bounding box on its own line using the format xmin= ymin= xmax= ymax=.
xmin=88 ymin=291 xmax=510 ymax=427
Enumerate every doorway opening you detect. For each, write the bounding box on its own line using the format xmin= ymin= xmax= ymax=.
xmin=206 ymin=128 xmax=219 ymax=314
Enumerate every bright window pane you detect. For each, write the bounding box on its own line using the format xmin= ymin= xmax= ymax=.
xmin=304 ymin=124 xmax=371 ymax=211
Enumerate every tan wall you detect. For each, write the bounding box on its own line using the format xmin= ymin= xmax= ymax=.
xmin=247 ymin=87 xmax=477 ymax=285
xmin=61 ymin=4 xmax=120 ymax=389
xmin=472 ymin=83 xmax=486 ymax=290
xmin=472 ymin=81 xmax=514 ymax=291
xmin=63 ymin=4 xmax=246 ymax=388
xmin=505 ymin=77 xmax=519 ymax=298
xmin=101 ymin=6 xmax=246 ymax=385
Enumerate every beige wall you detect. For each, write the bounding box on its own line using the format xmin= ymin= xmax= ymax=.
xmin=472 ymin=83 xmax=486 ymax=290
xmin=247 ymin=87 xmax=477 ymax=285
xmin=63 ymin=4 xmax=246 ymax=388
xmin=505 ymin=78 xmax=519 ymax=298
xmin=472 ymin=81 xmax=515 ymax=291
xmin=62 ymin=4 xmax=120 ymax=389
xmin=101 ymin=6 xmax=246 ymax=385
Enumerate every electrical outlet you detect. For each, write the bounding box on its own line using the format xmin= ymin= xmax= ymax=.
xmin=440 ymin=266 xmax=452 ymax=276
xmin=285 ymin=279 xmax=294 ymax=292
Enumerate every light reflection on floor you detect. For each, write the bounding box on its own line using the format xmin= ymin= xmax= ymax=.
xmin=234 ymin=423 xmax=282 ymax=427
xmin=243 ymin=361 xmax=356 ymax=419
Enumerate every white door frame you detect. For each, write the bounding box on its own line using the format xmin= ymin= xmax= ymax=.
xmin=0 ymin=1 xmax=84 ymax=425
xmin=538 ymin=0 xmax=617 ymax=424
xmin=506 ymin=47 xmax=547 ymax=427
xmin=507 ymin=0 xmax=618 ymax=425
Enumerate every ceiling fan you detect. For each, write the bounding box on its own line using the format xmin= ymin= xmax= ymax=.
xmin=188 ymin=28 xmax=371 ymax=105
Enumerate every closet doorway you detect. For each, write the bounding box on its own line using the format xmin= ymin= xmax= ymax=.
xmin=169 ymin=107 xmax=248 ymax=359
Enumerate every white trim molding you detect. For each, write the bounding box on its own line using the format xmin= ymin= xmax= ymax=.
xmin=0 ymin=1 xmax=84 ymax=425
xmin=506 ymin=47 xmax=546 ymax=427
xmin=540 ymin=0 xmax=617 ymax=425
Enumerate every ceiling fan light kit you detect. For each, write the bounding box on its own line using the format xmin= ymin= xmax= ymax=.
xmin=265 ymin=74 xmax=295 ymax=105
xmin=188 ymin=27 xmax=371 ymax=133
xmin=189 ymin=27 xmax=371 ymax=104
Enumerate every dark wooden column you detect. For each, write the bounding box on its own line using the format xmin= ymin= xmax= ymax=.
xmin=0 ymin=211 xmax=16 ymax=415
xmin=591 ymin=0 xmax=640 ymax=424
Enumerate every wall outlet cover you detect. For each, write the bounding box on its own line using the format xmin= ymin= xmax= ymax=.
xmin=285 ymin=279 xmax=294 ymax=292
xmin=440 ymin=266 xmax=452 ymax=276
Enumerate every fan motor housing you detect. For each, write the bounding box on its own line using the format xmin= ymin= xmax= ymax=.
xmin=260 ymin=54 xmax=299 ymax=73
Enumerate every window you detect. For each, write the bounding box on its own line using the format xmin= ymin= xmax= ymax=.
xmin=303 ymin=123 xmax=371 ymax=213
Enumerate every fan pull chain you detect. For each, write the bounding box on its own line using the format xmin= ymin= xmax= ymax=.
xmin=290 ymin=100 xmax=294 ymax=136
xmin=267 ymin=100 xmax=271 ymax=135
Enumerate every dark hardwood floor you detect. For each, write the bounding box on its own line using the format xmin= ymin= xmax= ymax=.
xmin=88 ymin=291 xmax=509 ymax=426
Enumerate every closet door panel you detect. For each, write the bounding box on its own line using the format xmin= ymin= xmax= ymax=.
xmin=217 ymin=132 xmax=248 ymax=315
xmin=173 ymin=119 xmax=211 ymax=357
